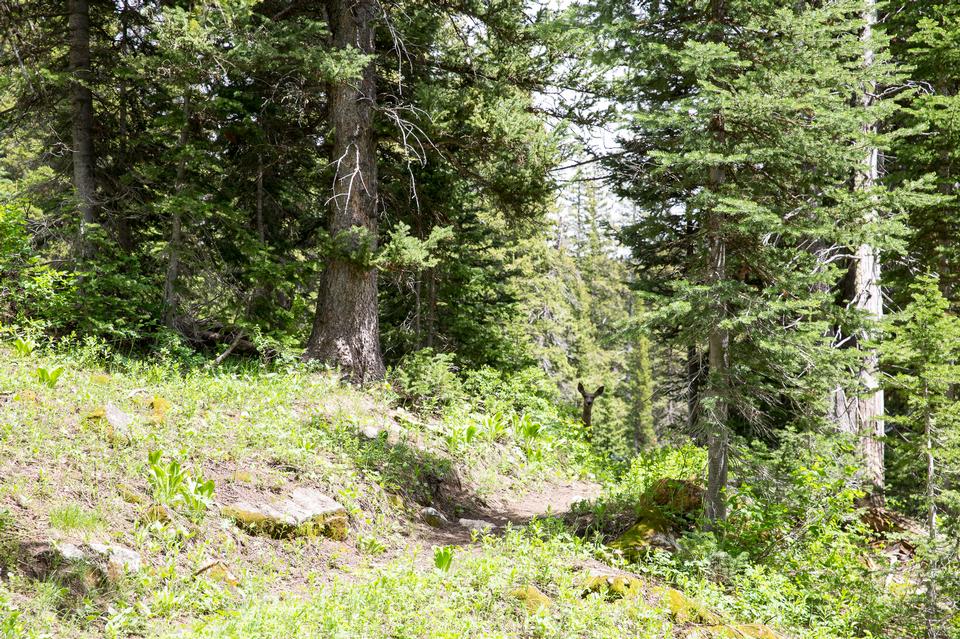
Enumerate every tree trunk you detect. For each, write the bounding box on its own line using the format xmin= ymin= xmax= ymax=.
xmin=704 ymin=157 xmax=729 ymax=525
xmin=702 ymin=0 xmax=730 ymax=526
xmin=163 ymin=91 xmax=190 ymax=329
xmin=924 ymin=383 xmax=938 ymax=639
xmin=68 ymin=0 xmax=96 ymax=259
xmin=835 ymin=0 xmax=885 ymax=506
xmin=304 ymin=0 xmax=385 ymax=383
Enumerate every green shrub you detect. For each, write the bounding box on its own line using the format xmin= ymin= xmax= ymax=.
xmin=389 ymin=348 xmax=465 ymax=414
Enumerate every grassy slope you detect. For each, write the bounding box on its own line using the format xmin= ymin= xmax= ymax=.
xmin=0 ymin=346 xmax=910 ymax=639
xmin=0 ymin=347 xmax=664 ymax=638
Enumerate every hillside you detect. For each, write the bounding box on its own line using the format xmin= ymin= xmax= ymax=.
xmin=0 ymin=344 xmax=927 ymax=639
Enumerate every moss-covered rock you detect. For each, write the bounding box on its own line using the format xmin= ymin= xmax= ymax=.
xmin=510 ymin=585 xmax=552 ymax=613
xmin=608 ymin=508 xmax=678 ymax=558
xmin=223 ymin=487 xmax=348 ymax=540
xmin=581 ymin=572 xmax=644 ymax=601
xmin=655 ymin=587 xmax=723 ymax=624
xmin=647 ymin=478 xmax=704 ymax=515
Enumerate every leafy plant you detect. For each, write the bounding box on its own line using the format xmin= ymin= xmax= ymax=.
xmin=446 ymin=422 xmax=479 ymax=450
xmin=147 ymin=451 xmax=215 ymax=521
xmin=35 ymin=365 xmax=64 ymax=388
xmin=478 ymin=412 xmax=508 ymax=442
xmin=433 ymin=545 xmax=454 ymax=572
xmin=12 ymin=337 xmax=34 ymax=357
xmin=357 ymin=534 xmax=387 ymax=556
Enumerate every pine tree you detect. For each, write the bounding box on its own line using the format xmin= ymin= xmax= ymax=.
xmin=884 ymin=275 xmax=960 ymax=638
xmin=582 ymin=0 xmax=914 ymax=521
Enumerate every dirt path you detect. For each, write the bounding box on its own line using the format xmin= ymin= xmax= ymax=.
xmin=404 ymin=478 xmax=601 ymax=554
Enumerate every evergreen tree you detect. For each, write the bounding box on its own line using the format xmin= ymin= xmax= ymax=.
xmin=884 ymin=275 xmax=960 ymax=638
xmin=581 ymin=0 xmax=915 ymax=521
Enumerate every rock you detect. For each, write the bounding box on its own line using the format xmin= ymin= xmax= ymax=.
xmin=510 ymin=585 xmax=552 ymax=613
xmin=420 ymin=507 xmax=448 ymax=528
xmin=581 ymin=572 xmax=644 ymax=601
xmin=458 ymin=518 xmax=496 ymax=533
xmin=223 ymin=486 xmax=348 ymax=540
xmin=118 ymin=484 xmax=147 ymax=505
xmin=608 ymin=510 xmax=679 ymax=559
xmin=360 ymin=425 xmax=382 ymax=440
xmin=655 ymin=587 xmax=723 ymax=625
xmin=195 ymin=559 xmax=239 ymax=588
xmin=86 ymin=543 xmax=142 ymax=580
xmin=104 ymin=402 xmax=133 ymax=444
xmin=647 ymin=478 xmax=704 ymax=516
xmin=21 ymin=541 xmax=141 ymax=595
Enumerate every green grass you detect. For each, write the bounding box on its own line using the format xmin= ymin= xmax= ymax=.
xmin=48 ymin=504 xmax=104 ymax=533
xmin=0 ymin=339 xmax=928 ymax=639
xmin=167 ymin=526 xmax=667 ymax=639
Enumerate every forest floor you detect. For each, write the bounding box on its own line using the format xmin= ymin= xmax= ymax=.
xmin=0 ymin=346 xmax=906 ymax=638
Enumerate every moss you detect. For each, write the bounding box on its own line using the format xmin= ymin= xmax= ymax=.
xmin=222 ymin=506 xmax=349 ymax=541
xmin=655 ymin=587 xmax=723 ymax=625
xmin=582 ymin=573 xmax=644 ymax=601
xmin=608 ymin=508 xmax=674 ymax=559
xmin=509 ymin=585 xmax=551 ymax=613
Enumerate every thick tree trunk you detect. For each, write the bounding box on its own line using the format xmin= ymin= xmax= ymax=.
xmin=68 ymin=0 xmax=96 ymax=259
xmin=305 ymin=0 xmax=385 ymax=383
xmin=835 ymin=0 xmax=885 ymax=506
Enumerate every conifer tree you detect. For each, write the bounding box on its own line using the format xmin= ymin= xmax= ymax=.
xmin=884 ymin=275 xmax=960 ymax=639
xmin=582 ymin=0 xmax=914 ymax=521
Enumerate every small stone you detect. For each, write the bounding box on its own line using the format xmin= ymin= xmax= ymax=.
xmin=360 ymin=425 xmax=382 ymax=439
xmin=420 ymin=507 xmax=448 ymax=528
xmin=232 ymin=470 xmax=255 ymax=483
xmin=105 ymin=403 xmax=133 ymax=444
xmin=223 ymin=486 xmax=348 ymax=540
xmin=458 ymin=518 xmax=496 ymax=533
xmin=510 ymin=585 xmax=552 ymax=613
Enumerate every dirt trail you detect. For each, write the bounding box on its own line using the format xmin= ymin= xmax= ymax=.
xmin=407 ymin=478 xmax=601 ymax=552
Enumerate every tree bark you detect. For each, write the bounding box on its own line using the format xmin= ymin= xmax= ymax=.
xmin=702 ymin=0 xmax=730 ymax=526
xmin=924 ymin=382 xmax=938 ymax=639
xmin=68 ymin=0 xmax=97 ymax=259
xmin=704 ymin=153 xmax=729 ymax=525
xmin=304 ymin=0 xmax=385 ymax=383
xmin=835 ymin=0 xmax=885 ymax=506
